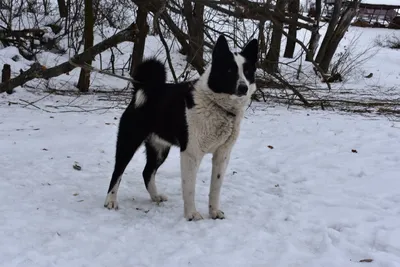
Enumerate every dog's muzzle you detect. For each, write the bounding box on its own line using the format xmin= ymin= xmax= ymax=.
xmin=237 ymin=83 xmax=248 ymax=96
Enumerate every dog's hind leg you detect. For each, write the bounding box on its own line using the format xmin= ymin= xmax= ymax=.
xmin=142 ymin=139 xmax=170 ymax=203
xmin=208 ymin=147 xmax=232 ymax=219
xmin=104 ymin=110 xmax=148 ymax=210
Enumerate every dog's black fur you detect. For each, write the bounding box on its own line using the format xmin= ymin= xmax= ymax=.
xmin=107 ymin=59 xmax=197 ymax=193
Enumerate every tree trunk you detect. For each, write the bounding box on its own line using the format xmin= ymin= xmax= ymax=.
xmin=305 ymin=0 xmax=321 ymax=61
xmin=183 ymin=1 xmax=205 ymax=74
xmin=315 ymin=0 xmax=342 ymax=63
xmin=129 ymin=5 xmax=149 ymax=77
xmin=57 ymin=0 xmax=67 ymax=18
xmin=319 ymin=3 xmax=359 ymax=72
xmin=7 ymin=0 xmax=13 ymax=31
xmin=258 ymin=19 xmax=267 ymax=65
xmin=265 ymin=0 xmax=286 ymax=73
xmin=76 ymin=0 xmax=94 ymax=92
xmin=283 ymin=0 xmax=299 ymax=58
xmin=1 ymin=64 xmax=11 ymax=94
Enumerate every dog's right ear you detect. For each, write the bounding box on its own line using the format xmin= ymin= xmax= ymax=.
xmin=212 ymin=35 xmax=230 ymax=61
xmin=241 ymin=39 xmax=258 ymax=65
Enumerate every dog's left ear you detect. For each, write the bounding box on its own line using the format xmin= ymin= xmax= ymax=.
xmin=241 ymin=39 xmax=258 ymax=64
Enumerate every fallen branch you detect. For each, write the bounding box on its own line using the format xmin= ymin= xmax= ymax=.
xmin=0 ymin=23 xmax=139 ymax=94
xmin=261 ymin=91 xmax=400 ymax=108
xmin=17 ymin=98 xmax=118 ymax=113
xmin=68 ymin=60 xmax=138 ymax=83
xmin=270 ymin=72 xmax=310 ymax=106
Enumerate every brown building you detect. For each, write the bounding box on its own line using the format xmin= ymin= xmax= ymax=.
xmin=357 ymin=0 xmax=400 ymax=27
xmin=319 ymin=0 xmax=400 ymax=28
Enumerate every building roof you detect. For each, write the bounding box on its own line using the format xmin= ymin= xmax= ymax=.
xmin=324 ymin=0 xmax=400 ymax=7
xmin=323 ymin=0 xmax=400 ymax=9
xmin=361 ymin=0 xmax=400 ymax=5
xmin=360 ymin=0 xmax=400 ymax=10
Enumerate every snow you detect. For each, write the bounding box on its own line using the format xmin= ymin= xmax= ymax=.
xmin=0 ymin=47 xmax=34 ymax=74
xmin=2 ymin=3 xmax=400 ymax=266
xmin=1 ymin=95 xmax=400 ymax=266
xmin=276 ymin=26 xmax=400 ymax=108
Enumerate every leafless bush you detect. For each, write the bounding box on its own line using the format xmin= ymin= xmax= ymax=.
xmin=0 ymin=0 xmax=55 ymax=31
xmin=375 ymin=34 xmax=400 ymax=50
xmin=0 ymin=0 xmax=61 ymax=59
xmin=64 ymin=0 xmax=85 ymax=54
xmin=64 ymin=0 xmax=135 ymax=56
xmin=94 ymin=0 xmax=136 ymax=29
xmin=329 ymin=33 xmax=378 ymax=82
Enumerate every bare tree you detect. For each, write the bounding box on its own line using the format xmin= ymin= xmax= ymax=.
xmin=315 ymin=0 xmax=342 ymax=64
xmin=257 ymin=19 xmax=268 ymax=64
xmin=129 ymin=4 xmax=148 ymax=77
xmin=317 ymin=0 xmax=360 ymax=73
xmin=183 ymin=0 xmax=205 ymax=74
xmin=283 ymin=0 xmax=299 ymax=58
xmin=57 ymin=0 xmax=68 ymax=18
xmin=76 ymin=0 xmax=94 ymax=92
xmin=305 ymin=0 xmax=321 ymax=61
xmin=265 ymin=0 xmax=286 ymax=73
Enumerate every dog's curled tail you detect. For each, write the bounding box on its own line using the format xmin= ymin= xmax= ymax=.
xmin=133 ymin=58 xmax=166 ymax=89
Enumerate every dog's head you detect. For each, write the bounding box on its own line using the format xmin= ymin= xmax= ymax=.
xmin=207 ymin=35 xmax=258 ymax=98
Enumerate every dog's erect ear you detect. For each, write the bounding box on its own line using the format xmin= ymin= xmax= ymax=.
xmin=212 ymin=35 xmax=230 ymax=60
xmin=241 ymin=39 xmax=258 ymax=64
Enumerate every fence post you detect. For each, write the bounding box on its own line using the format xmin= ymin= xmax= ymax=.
xmin=1 ymin=64 xmax=12 ymax=94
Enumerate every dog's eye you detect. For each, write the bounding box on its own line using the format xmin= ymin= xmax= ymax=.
xmin=244 ymin=70 xmax=249 ymax=76
xmin=227 ymin=68 xmax=232 ymax=73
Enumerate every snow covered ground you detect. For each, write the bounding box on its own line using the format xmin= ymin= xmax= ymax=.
xmin=1 ymin=92 xmax=400 ymax=266
xmin=2 ymin=3 xmax=400 ymax=266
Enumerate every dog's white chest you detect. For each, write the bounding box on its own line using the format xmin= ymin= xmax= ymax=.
xmin=187 ymin=104 xmax=242 ymax=154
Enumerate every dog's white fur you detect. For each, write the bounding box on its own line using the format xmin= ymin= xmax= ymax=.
xmin=104 ymin=176 xmax=121 ymax=209
xmin=180 ymin=59 xmax=256 ymax=220
xmin=134 ymin=89 xmax=147 ymax=108
xmin=147 ymin=134 xmax=170 ymax=202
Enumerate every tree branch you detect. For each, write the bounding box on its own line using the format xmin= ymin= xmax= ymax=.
xmin=0 ymin=23 xmax=139 ymax=94
xmin=154 ymin=1 xmax=178 ymax=82
xmin=190 ymin=0 xmax=316 ymax=31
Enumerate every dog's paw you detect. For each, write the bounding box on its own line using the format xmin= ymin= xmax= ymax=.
xmin=209 ymin=209 xmax=225 ymax=220
xmin=151 ymin=194 xmax=168 ymax=203
xmin=104 ymin=200 xmax=119 ymax=210
xmin=104 ymin=194 xmax=119 ymax=210
xmin=186 ymin=211 xmax=204 ymax=221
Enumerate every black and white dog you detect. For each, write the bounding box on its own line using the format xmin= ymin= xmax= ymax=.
xmin=104 ymin=35 xmax=258 ymax=221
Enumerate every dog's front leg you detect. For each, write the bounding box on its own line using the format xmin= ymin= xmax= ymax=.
xmin=180 ymin=151 xmax=204 ymax=221
xmin=209 ymin=147 xmax=232 ymax=219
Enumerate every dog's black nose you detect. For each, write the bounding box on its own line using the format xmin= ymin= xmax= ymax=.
xmin=237 ymin=84 xmax=248 ymax=95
